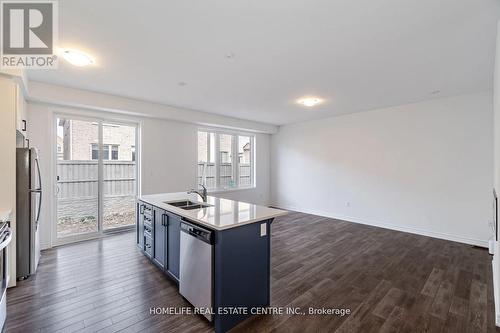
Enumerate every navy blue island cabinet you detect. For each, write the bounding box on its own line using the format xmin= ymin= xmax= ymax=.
xmin=212 ymin=218 xmax=273 ymax=333
xmin=149 ymin=206 xmax=181 ymax=281
xmin=137 ymin=200 xmax=274 ymax=333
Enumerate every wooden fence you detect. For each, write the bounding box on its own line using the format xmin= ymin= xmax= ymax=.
xmin=57 ymin=160 xmax=136 ymax=199
xmin=57 ymin=160 xmax=250 ymax=199
xmin=197 ymin=163 xmax=251 ymax=188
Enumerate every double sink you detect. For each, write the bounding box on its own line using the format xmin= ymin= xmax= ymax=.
xmin=164 ymin=200 xmax=212 ymax=210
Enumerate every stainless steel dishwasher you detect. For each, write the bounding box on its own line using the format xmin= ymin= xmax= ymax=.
xmin=179 ymin=221 xmax=214 ymax=321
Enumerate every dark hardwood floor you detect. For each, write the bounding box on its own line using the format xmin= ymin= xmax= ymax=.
xmin=5 ymin=211 xmax=499 ymax=332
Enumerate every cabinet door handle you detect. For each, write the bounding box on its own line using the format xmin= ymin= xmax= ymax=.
xmin=162 ymin=214 xmax=168 ymax=226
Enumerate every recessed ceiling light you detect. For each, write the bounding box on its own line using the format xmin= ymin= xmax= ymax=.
xmin=61 ymin=49 xmax=95 ymax=67
xmin=178 ymin=81 xmax=187 ymax=86
xmin=297 ymin=97 xmax=322 ymax=107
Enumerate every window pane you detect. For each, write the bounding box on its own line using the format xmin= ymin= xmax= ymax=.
xmin=111 ymin=145 xmax=119 ymax=160
xmin=198 ymin=131 xmax=216 ymax=188
xmin=238 ymin=136 xmax=251 ymax=186
xmin=91 ymin=144 xmax=98 ymax=160
xmin=103 ymin=144 xmax=110 ymax=160
xmin=219 ymin=134 xmax=234 ymax=188
xmin=102 ymin=123 xmax=137 ymax=230
xmin=56 ymin=118 xmax=98 ymax=237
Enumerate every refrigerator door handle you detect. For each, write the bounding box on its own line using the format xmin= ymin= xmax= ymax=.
xmin=35 ymin=158 xmax=42 ymax=224
xmin=0 ymin=229 xmax=12 ymax=251
xmin=36 ymin=191 xmax=42 ymax=225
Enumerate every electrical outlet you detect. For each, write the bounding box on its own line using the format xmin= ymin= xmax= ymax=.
xmin=346 ymin=201 xmax=351 ymax=207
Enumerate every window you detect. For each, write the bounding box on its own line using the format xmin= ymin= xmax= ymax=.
xmin=91 ymin=144 xmax=119 ymax=160
xmin=91 ymin=144 xmax=99 ymax=160
xmin=218 ymin=134 xmax=233 ymax=187
xmin=58 ymin=117 xmax=138 ymax=241
xmin=198 ymin=131 xmax=216 ymax=188
xmin=197 ymin=130 xmax=254 ymax=190
xmin=111 ymin=145 xmax=119 ymax=160
xmin=238 ymin=136 xmax=252 ymax=186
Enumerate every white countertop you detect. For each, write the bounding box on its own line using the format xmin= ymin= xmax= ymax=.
xmin=139 ymin=192 xmax=287 ymax=230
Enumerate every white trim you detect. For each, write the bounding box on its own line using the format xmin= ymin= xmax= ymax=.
xmin=50 ymin=114 xmax=57 ymax=248
xmin=493 ymin=258 xmax=500 ymax=326
xmin=97 ymin=120 xmax=104 ymax=232
xmin=271 ymin=202 xmax=489 ymax=248
xmin=208 ymin=186 xmax=257 ymax=194
xmin=197 ymin=127 xmax=256 ymax=191
xmin=198 ymin=126 xmax=260 ymax=137
xmin=215 ymin=132 xmax=220 ymax=189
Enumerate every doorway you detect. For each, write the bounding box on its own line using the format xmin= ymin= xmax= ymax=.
xmin=55 ymin=115 xmax=138 ymax=243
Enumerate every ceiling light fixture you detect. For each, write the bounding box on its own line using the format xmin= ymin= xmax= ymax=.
xmin=61 ymin=49 xmax=95 ymax=67
xmin=297 ymin=97 xmax=322 ymax=107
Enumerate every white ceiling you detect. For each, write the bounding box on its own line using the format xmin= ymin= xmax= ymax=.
xmin=28 ymin=0 xmax=500 ymax=125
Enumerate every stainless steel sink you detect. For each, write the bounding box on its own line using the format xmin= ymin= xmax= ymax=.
xmin=165 ymin=200 xmax=198 ymax=207
xmin=164 ymin=200 xmax=212 ymax=210
xmin=180 ymin=204 xmax=211 ymax=210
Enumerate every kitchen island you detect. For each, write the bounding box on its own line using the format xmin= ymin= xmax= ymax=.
xmin=137 ymin=193 xmax=287 ymax=333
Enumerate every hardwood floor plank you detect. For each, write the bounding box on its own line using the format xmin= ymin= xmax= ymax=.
xmin=378 ymin=306 xmax=405 ymax=333
xmin=421 ymin=267 xmax=444 ymax=297
xmin=372 ymin=287 xmax=405 ymax=319
xmin=468 ymin=279 xmax=488 ymax=332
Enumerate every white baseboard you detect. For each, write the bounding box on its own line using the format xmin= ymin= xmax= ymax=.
xmin=41 ymin=242 xmax=51 ymax=250
xmin=493 ymin=258 xmax=500 ymax=327
xmin=272 ymin=202 xmax=489 ymax=248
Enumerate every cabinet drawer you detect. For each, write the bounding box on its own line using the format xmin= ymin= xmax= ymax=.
xmin=143 ymin=205 xmax=153 ymax=215
xmin=143 ymin=215 xmax=153 ymax=225
xmin=144 ymin=235 xmax=153 ymax=257
xmin=144 ymin=223 xmax=153 ymax=237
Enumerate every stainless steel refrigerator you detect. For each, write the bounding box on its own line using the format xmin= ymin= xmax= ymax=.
xmin=16 ymin=148 xmax=42 ymax=280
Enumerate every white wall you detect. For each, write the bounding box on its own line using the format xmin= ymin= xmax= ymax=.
xmin=0 ymin=77 xmax=19 ymax=287
xmin=27 ymin=104 xmax=53 ymax=250
xmin=271 ymin=91 xmax=494 ymax=246
xmin=28 ymin=81 xmax=277 ymax=134
xmin=28 ymin=103 xmax=271 ymax=249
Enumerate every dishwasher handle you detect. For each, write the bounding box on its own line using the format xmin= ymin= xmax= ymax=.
xmin=180 ymin=222 xmax=213 ymax=244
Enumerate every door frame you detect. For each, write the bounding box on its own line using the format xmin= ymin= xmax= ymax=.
xmin=52 ymin=112 xmax=140 ymax=246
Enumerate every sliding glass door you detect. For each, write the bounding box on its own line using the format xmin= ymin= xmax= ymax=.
xmin=55 ymin=115 xmax=137 ymax=243
xmin=102 ymin=123 xmax=137 ymax=230
xmin=56 ymin=117 xmax=99 ymax=238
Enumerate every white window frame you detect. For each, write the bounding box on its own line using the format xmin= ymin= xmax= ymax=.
xmin=197 ymin=128 xmax=255 ymax=192
xmin=53 ymin=111 xmax=140 ymax=246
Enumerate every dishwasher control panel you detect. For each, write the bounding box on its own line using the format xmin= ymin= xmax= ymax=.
xmin=180 ymin=221 xmax=213 ymax=244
